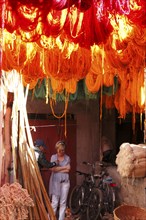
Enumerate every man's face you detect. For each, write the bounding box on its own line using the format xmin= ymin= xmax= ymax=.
xmin=39 ymin=146 xmax=44 ymax=152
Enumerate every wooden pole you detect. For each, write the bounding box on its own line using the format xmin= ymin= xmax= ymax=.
xmin=3 ymin=92 xmax=14 ymax=183
xmin=0 ymin=78 xmax=3 ymax=186
xmin=16 ymin=110 xmax=20 ymax=181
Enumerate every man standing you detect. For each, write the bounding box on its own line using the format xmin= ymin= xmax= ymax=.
xmin=34 ymin=139 xmax=57 ymax=169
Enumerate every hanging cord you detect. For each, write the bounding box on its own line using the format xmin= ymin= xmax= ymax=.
xmin=50 ymin=92 xmax=69 ymax=137
xmin=45 ymin=77 xmax=49 ymax=104
xmin=143 ymin=47 xmax=146 ymax=143
xmin=49 ymin=92 xmax=69 ymax=119
xmin=100 ymin=44 xmax=105 ymax=120
xmin=99 ymin=44 xmax=105 ymax=161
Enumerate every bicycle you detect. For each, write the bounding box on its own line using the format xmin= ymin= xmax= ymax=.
xmin=87 ymin=162 xmax=117 ymax=219
xmin=69 ymin=161 xmax=117 ymax=220
xmin=69 ymin=161 xmax=103 ymax=220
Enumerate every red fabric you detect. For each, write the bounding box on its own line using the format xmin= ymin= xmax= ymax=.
xmin=64 ymin=3 xmax=113 ymax=48
xmin=127 ymin=0 xmax=146 ymax=28
xmin=2 ymin=0 xmax=146 ymax=46
xmin=42 ymin=10 xmax=67 ymax=37
xmin=106 ymin=0 xmax=130 ymax=15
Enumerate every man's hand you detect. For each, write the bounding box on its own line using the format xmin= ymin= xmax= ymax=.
xmin=54 ymin=160 xmax=59 ymax=166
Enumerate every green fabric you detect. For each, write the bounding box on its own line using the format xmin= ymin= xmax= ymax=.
xmin=102 ymin=77 xmax=118 ymax=96
xmin=28 ymin=77 xmax=119 ymax=101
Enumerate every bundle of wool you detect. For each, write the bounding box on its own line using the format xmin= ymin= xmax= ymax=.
xmin=116 ymin=143 xmax=135 ymax=177
xmin=116 ymin=143 xmax=146 ymax=178
xmin=130 ymin=144 xmax=146 ymax=177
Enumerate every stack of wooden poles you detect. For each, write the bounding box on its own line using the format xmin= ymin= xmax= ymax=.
xmin=0 ymin=71 xmax=56 ymax=220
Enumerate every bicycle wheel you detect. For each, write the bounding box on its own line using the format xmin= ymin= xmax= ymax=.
xmin=86 ymin=188 xmax=103 ymax=220
xmin=103 ymin=183 xmax=115 ymax=213
xmin=69 ymin=185 xmax=83 ymax=215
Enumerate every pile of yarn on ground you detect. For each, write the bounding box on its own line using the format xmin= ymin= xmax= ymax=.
xmin=0 ymin=182 xmax=34 ymax=220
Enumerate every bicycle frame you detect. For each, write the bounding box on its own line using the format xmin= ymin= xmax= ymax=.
xmin=76 ymin=170 xmax=94 ymax=209
xmin=95 ymin=163 xmax=117 ymax=215
xmin=69 ymin=161 xmax=117 ymax=219
xmin=69 ymin=162 xmax=98 ymax=217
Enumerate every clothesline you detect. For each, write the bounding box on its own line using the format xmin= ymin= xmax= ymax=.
xmin=28 ymin=124 xmax=76 ymax=132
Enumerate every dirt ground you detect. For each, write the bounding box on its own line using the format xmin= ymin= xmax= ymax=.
xmin=65 ymin=209 xmax=114 ymax=220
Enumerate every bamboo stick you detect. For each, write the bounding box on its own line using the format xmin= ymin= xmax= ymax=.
xmin=4 ymin=106 xmax=12 ymax=183
xmin=0 ymin=81 xmax=3 ymax=186
xmin=16 ymin=110 xmax=20 ymax=180
xmin=19 ymin=125 xmax=55 ymax=219
xmin=33 ymin=187 xmax=49 ymax=220
xmin=22 ymin=142 xmax=53 ymax=220
xmin=21 ymin=83 xmax=56 ymax=219
xmin=28 ymin=147 xmax=56 ymax=220
xmin=4 ymin=73 xmax=57 ymax=219
xmin=19 ymin=143 xmax=34 ymax=220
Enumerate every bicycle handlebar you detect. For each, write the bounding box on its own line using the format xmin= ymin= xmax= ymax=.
xmin=82 ymin=161 xmax=94 ymax=167
xmin=94 ymin=171 xmax=107 ymax=179
xmin=76 ymin=170 xmax=90 ymax=177
xmin=82 ymin=161 xmax=91 ymax=165
xmin=82 ymin=161 xmax=104 ymax=168
xmin=77 ymin=161 xmax=109 ymax=178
